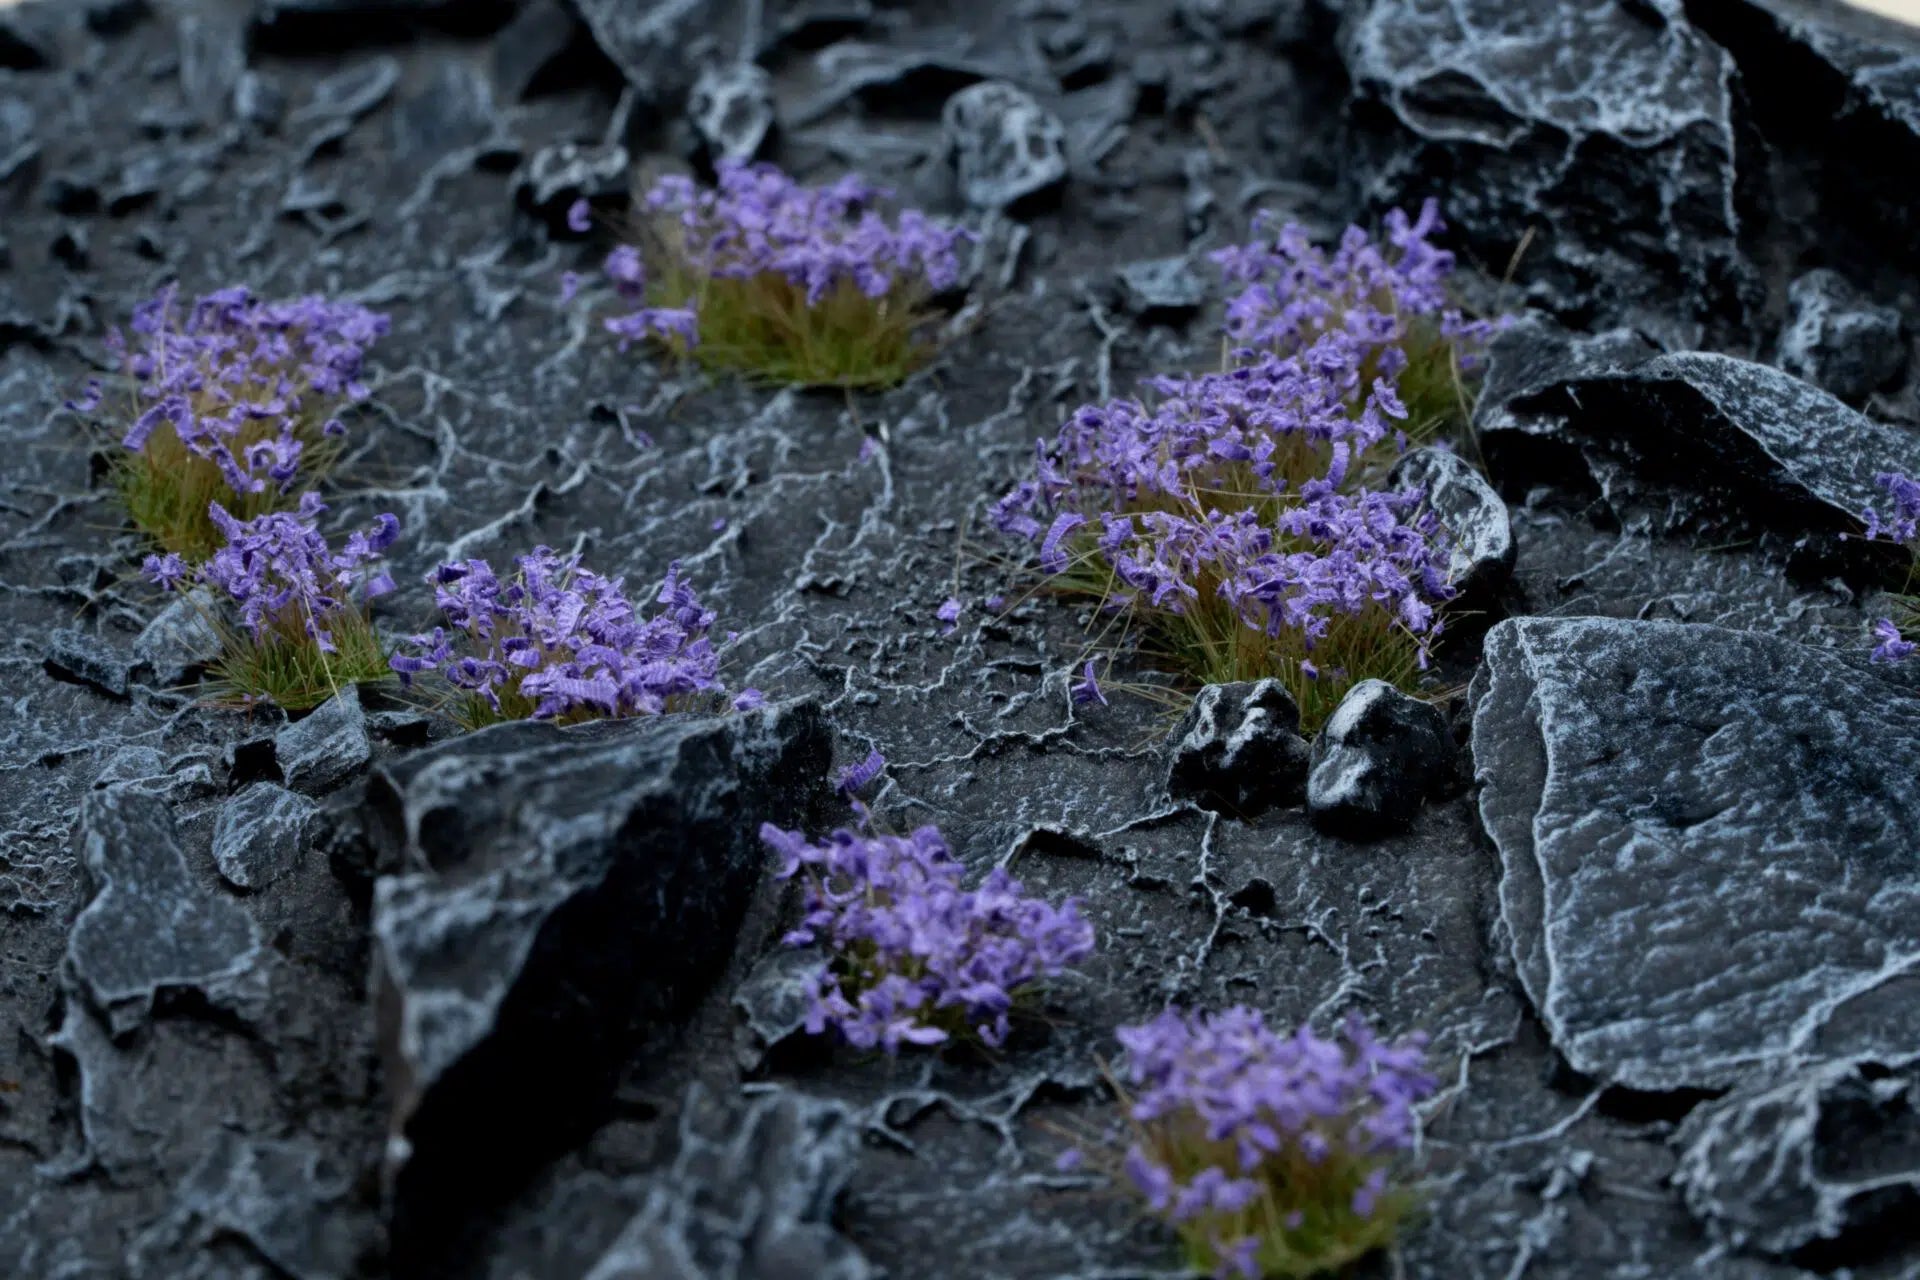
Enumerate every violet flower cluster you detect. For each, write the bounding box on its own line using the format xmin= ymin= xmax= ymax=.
xmin=1111 ymin=1005 xmax=1437 ymax=1279
xmin=600 ymin=160 xmax=971 ymax=350
xmin=390 ymin=548 xmax=747 ymax=722
xmin=142 ymin=493 xmax=399 ymax=651
xmin=759 ymin=822 xmax=1096 ymax=1054
xmin=1210 ymin=199 xmax=1501 ymax=372
xmin=993 ymin=334 xmax=1456 ymax=682
xmin=1862 ymin=470 xmax=1920 ymax=662
xmin=88 ymin=283 xmax=390 ymax=498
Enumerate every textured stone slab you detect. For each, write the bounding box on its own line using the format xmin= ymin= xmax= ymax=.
xmin=1342 ymin=0 xmax=1752 ymax=330
xmin=66 ymin=787 xmax=268 ymax=1035
xmin=1472 ymin=616 xmax=1920 ymax=1093
xmin=365 ymin=700 xmax=828 ymax=1256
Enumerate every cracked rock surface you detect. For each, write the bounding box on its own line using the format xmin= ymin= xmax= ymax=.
xmin=3 ymin=0 xmax=1920 ymax=1277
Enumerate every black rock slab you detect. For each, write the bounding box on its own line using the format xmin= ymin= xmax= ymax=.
xmin=1672 ymin=1058 xmax=1920 ymax=1268
xmin=125 ymin=1130 xmax=376 ymax=1279
xmin=362 ymin=701 xmax=828 ymax=1262
xmin=574 ymin=1084 xmax=874 ymax=1279
xmin=569 ymin=0 xmax=751 ymax=106
xmin=1690 ymin=0 xmax=1920 ymax=277
xmin=44 ymin=627 xmax=131 ymax=699
xmin=1476 ymin=327 xmax=1920 ymax=563
xmin=212 ymin=782 xmax=318 ymax=891
xmin=66 ymin=787 xmax=269 ymax=1035
xmin=1163 ymin=679 xmax=1309 ymax=816
xmin=1306 ymin=679 xmax=1452 ymax=838
xmin=275 ymin=686 xmax=371 ymax=796
xmin=1471 ymin=616 xmax=1920 ymax=1094
xmin=1776 ymin=268 xmax=1906 ymax=404
xmin=1340 ymin=0 xmax=1755 ymax=333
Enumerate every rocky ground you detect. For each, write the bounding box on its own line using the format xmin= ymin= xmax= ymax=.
xmin=5 ymin=0 xmax=1920 ymax=1277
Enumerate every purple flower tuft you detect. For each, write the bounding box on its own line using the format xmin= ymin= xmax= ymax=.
xmin=391 ymin=548 xmax=736 ymax=722
xmin=759 ymin=821 xmax=1095 ymax=1053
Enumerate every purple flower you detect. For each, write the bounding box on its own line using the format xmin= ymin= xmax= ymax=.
xmin=936 ymin=596 xmax=963 ymax=634
xmin=390 ymin=548 xmax=736 ymax=721
xmin=565 ymin=198 xmax=592 ymax=234
xmin=142 ymin=551 xmax=189 ymax=590
xmin=835 ymin=748 xmax=886 ymax=797
xmin=106 ymin=284 xmax=390 ymax=500
xmin=1071 ymin=659 xmax=1107 ymax=706
xmin=1112 ymin=1004 xmax=1436 ymax=1276
xmin=603 ymin=160 xmax=971 ymax=353
xmin=759 ymin=821 xmax=1095 ymax=1053
xmin=1209 ymin=200 xmax=1504 ymax=371
xmin=1863 ymin=471 xmax=1920 ymax=547
xmin=1871 ymin=618 xmax=1916 ymax=663
xmin=157 ymin=500 xmax=399 ymax=653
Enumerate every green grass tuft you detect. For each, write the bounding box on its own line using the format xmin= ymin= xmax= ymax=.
xmin=199 ymin=604 xmax=390 ymax=712
xmin=640 ymin=227 xmax=945 ymax=390
xmin=101 ymin=395 xmax=344 ymax=563
xmin=1142 ymin=1116 xmax=1422 ymax=1279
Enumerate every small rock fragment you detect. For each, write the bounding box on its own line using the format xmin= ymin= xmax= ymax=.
xmin=274 ymin=685 xmax=371 ymax=795
xmin=1673 ymin=1060 xmax=1920 ymax=1263
xmin=688 ymin=62 xmax=775 ymax=163
xmin=942 ymin=81 xmax=1068 ymax=210
xmin=212 ymin=783 xmax=319 ymax=891
xmin=1306 ymin=680 xmax=1452 ymax=838
xmin=1164 ymin=679 xmax=1310 ymax=816
xmin=133 ymin=589 xmax=221 ymax=688
xmin=1115 ymin=255 xmax=1206 ymax=317
xmin=45 ymin=628 xmax=131 ymax=699
xmin=579 ymin=1084 xmax=876 ymax=1280
xmin=1777 ymin=268 xmax=1906 ymax=403
xmin=1390 ymin=446 xmax=1514 ymax=603
xmin=66 ymin=787 xmax=267 ymax=1035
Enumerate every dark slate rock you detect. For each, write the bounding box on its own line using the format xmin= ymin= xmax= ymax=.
xmin=1689 ymin=0 xmax=1920 ymax=276
xmin=1306 ymin=679 xmax=1451 ymax=838
xmin=176 ymin=12 xmax=248 ymax=124
xmin=688 ymin=62 xmax=774 ymax=164
xmin=571 ymin=0 xmax=751 ymax=105
xmin=289 ymin=57 xmax=400 ymax=128
xmin=0 ymin=8 xmax=56 ymax=71
xmin=212 ymin=782 xmax=318 ymax=891
xmin=44 ymin=627 xmax=131 ymax=699
xmin=392 ymin=60 xmax=502 ymax=159
xmin=66 ymin=787 xmax=268 ymax=1035
xmin=1471 ymin=616 xmax=1920 ymax=1093
xmin=1390 ymin=446 xmax=1513 ymax=602
xmin=1477 ymin=326 xmax=1920 ymax=557
xmin=733 ymin=945 xmax=830 ymax=1063
xmin=1776 ymin=268 xmax=1906 ymax=404
xmin=93 ymin=745 xmax=218 ymax=803
xmin=1341 ymin=0 xmax=1753 ymax=331
xmin=232 ymin=69 xmax=288 ymax=128
xmin=787 ymin=37 xmax=1020 ymax=125
xmin=1164 ymin=679 xmax=1309 ymax=816
xmin=362 ymin=701 xmax=827 ymax=1252
xmin=274 ymin=685 xmax=371 ymax=796
xmin=86 ymin=0 xmax=150 ymax=38
xmin=1114 ymin=254 xmax=1206 ymax=317
xmin=491 ymin=0 xmax=584 ymax=100
xmin=134 ymin=591 xmax=221 ymax=690
xmin=577 ymin=1083 xmax=875 ymax=1279
xmin=514 ymin=139 xmax=630 ymax=227
xmin=1672 ymin=1059 xmax=1920 ymax=1265
xmin=942 ymin=81 xmax=1069 ymax=210
xmin=125 ymin=1131 xmax=374 ymax=1280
